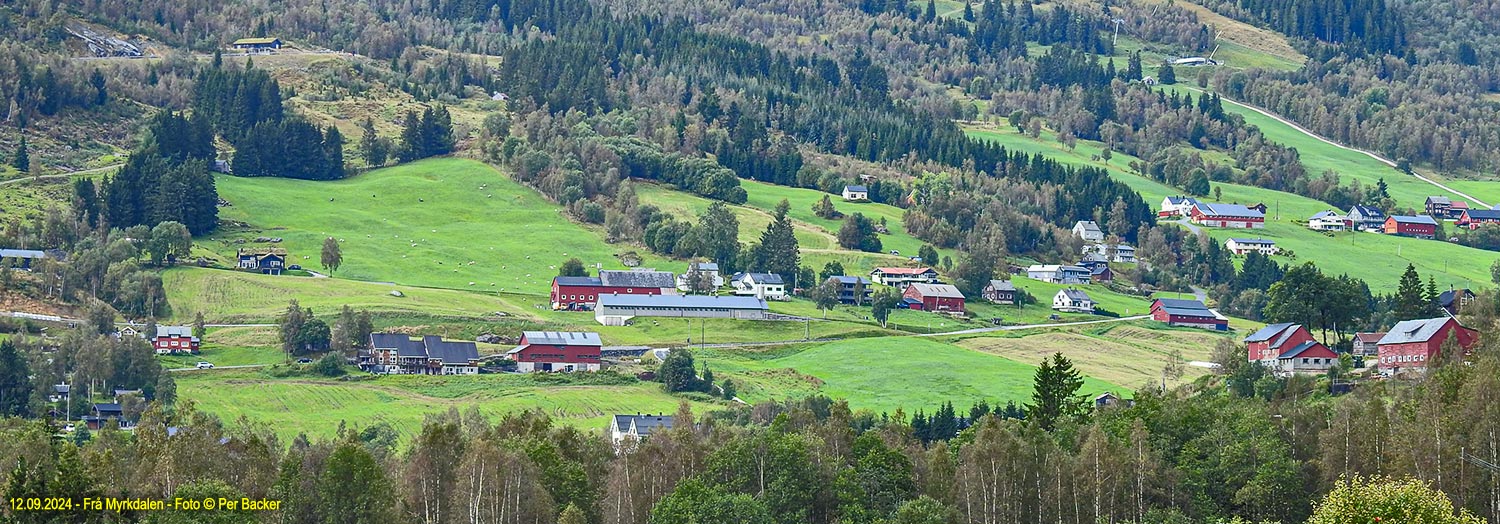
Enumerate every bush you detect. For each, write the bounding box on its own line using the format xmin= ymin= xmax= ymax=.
xmin=314 ymin=353 xmax=346 ymax=377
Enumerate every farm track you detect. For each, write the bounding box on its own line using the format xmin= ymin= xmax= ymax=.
xmin=1182 ymin=86 xmax=1491 ymax=208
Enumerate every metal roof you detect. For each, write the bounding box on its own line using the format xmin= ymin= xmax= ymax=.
xmin=554 ymin=276 xmax=603 ymax=286
xmin=421 ymin=336 xmax=479 ymax=365
xmin=1227 ymin=238 xmax=1275 ymax=245
xmin=987 ymin=280 xmax=1015 ymax=291
xmin=598 ymin=294 xmax=768 ymax=310
xmin=1075 ymin=220 xmax=1101 ymax=232
xmin=1277 ymin=340 xmax=1330 ymax=359
xmin=1377 ymin=318 xmax=1459 ymax=345
xmin=1194 ymin=203 xmax=1265 ymax=219
xmin=614 ymin=414 xmax=674 ymax=436
xmin=1426 ymin=196 xmax=1452 ymax=205
xmin=908 ymin=283 xmax=964 ymax=298
xmin=155 ymin=325 xmax=199 ymax=342
xmin=0 ymin=249 xmax=46 ymax=259
xmin=844 ymin=185 xmax=868 ymax=193
xmin=521 ymin=331 xmax=603 ymax=347
xmin=1390 ymin=215 xmax=1438 ymax=225
xmin=1244 ymin=323 xmax=1296 ymax=343
xmin=1465 ymin=209 xmax=1500 ymax=220
xmin=369 ymin=333 xmax=430 ymax=358
xmin=832 ymin=276 xmax=872 ymax=285
xmin=1058 ymin=289 xmax=1091 ymax=301
xmin=1310 ymin=211 xmax=1343 ymax=220
xmin=1349 ymin=205 xmax=1385 ymax=218
xmin=741 ymin=273 xmax=785 ymax=285
xmin=872 ymin=267 xmax=936 ymax=275
xmin=599 ymin=270 xmax=675 ymax=288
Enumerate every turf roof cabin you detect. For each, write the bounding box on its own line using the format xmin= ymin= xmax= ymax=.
xmin=230 ymin=37 xmax=282 ymax=50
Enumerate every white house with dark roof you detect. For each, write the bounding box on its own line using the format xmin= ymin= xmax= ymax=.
xmin=1224 ymin=238 xmax=1278 ymax=256
xmin=1308 ymin=210 xmax=1348 ymax=231
xmin=610 ymin=414 xmax=674 ymax=447
xmin=1053 ymin=289 xmax=1094 ymax=313
xmin=841 ymin=185 xmax=869 ymax=201
xmin=1072 ymin=221 xmax=1104 ymax=242
xmin=1027 ymin=265 xmax=1091 ymax=285
xmin=1159 ymin=196 xmax=1201 ymax=217
xmin=732 ymin=272 xmax=787 ymax=300
xmin=675 ymin=261 xmax=724 ymax=291
xmin=1347 ymin=205 xmax=1386 ymax=231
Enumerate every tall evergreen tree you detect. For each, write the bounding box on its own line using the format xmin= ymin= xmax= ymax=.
xmin=1394 ymin=264 xmax=1427 ymax=321
xmin=323 ymin=125 xmax=346 ymax=180
xmin=11 ymin=137 xmax=29 ymax=172
xmin=753 ymin=199 xmax=800 ymax=285
xmin=0 ymin=340 xmax=31 ymax=417
xmin=1026 ymin=352 xmax=1086 ymax=431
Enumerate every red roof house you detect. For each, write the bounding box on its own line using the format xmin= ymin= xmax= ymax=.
xmin=507 ymin=331 xmax=603 ymax=372
xmin=1243 ymin=323 xmax=1316 ymax=363
xmin=903 ymin=283 xmax=965 ymax=313
xmin=1376 ymin=317 xmax=1479 ymax=373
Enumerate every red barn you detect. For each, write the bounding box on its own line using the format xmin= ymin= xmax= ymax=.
xmin=1269 ymin=340 xmax=1340 ymax=375
xmin=1376 ymin=317 xmax=1479 ymax=373
xmin=153 ymin=325 xmax=200 ymax=354
xmin=1456 ymin=209 xmax=1500 ymax=230
xmin=1189 ymin=203 xmax=1265 ymax=228
xmin=551 ymin=270 xmax=676 ymax=310
xmin=903 ymin=283 xmax=965 ymax=312
xmin=507 ymin=331 xmax=603 ymax=372
xmin=1150 ymin=298 xmax=1228 ymax=330
xmin=1243 ymin=323 xmax=1315 ymax=363
xmin=1383 ymin=215 xmax=1438 ymax=239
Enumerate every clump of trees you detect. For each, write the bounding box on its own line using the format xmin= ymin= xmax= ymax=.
xmin=397 ymin=105 xmax=455 ymax=162
xmin=838 ymin=213 xmax=883 ymax=252
xmin=278 ymin=300 xmax=331 ymax=356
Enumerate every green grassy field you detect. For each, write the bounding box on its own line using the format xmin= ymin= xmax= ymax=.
xmin=965 ymin=126 xmax=1499 ymax=291
xmin=635 ymin=179 xmax=948 ymax=274
xmin=1160 ymin=84 xmax=1486 ymax=211
xmin=162 ymin=267 xmax=536 ymax=323
xmin=175 ymin=370 xmax=721 ymax=442
xmin=208 ymin=158 xmax=678 ymax=295
xmin=951 ymin=323 xmax=1223 ymax=390
xmin=699 ymin=337 xmax=1123 ymax=413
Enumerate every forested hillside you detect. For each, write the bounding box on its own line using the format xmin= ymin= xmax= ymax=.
xmin=3 ymin=0 xmax=1500 ymax=521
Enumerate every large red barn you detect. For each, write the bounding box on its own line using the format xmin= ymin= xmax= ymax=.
xmin=1150 ymin=298 xmax=1227 ymax=330
xmin=1383 ymin=215 xmax=1438 ymax=239
xmin=551 ymin=270 xmax=676 ymax=310
xmin=903 ymin=283 xmax=965 ymax=312
xmin=507 ymin=331 xmax=603 ymax=372
xmin=1376 ymin=317 xmax=1479 ymax=373
xmin=1243 ymin=323 xmax=1316 ymax=363
xmin=1189 ymin=203 xmax=1265 ymax=228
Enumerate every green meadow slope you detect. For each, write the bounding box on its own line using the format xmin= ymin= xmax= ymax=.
xmin=208 ymin=157 xmax=677 ymax=294
xmin=966 ymin=126 xmax=1499 ymax=291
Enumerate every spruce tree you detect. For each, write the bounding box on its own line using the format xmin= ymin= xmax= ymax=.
xmin=1158 ymin=63 xmax=1177 ymax=84
xmin=323 ymin=125 xmax=345 ymax=179
xmin=754 ymin=199 xmax=800 ymax=285
xmin=11 ymin=137 xmax=29 ymax=172
xmin=1025 ymin=353 xmax=1086 ymax=431
xmin=0 ymin=340 xmax=31 ymax=417
xmin=1394 ymin=264 xmax=1426 ymax=321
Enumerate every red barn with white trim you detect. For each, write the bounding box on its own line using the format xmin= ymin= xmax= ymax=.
xmin=1189 ymin=203 xmax=1265 ymax=228
xmin=903 ymin=283 xmax=965 ymax=312
xmin=1376 ymin=317 xmax=1479 ymax=373
xmin=1243 ymin=323 xmax=1315 ymax=363
xmin=507 ymin=331 xmax=603 ymax=372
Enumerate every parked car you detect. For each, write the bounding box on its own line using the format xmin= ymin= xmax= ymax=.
xmin=196 ymin=362 xmax=214 ymax=369
xmin=289 ymin=264 xmax=302 ymax=270
xmin=296 ymin=358 xmax=313 ymax=364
